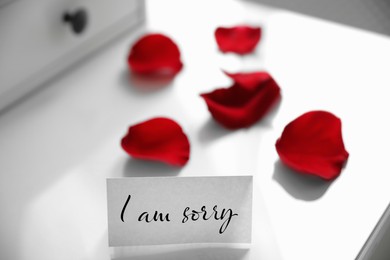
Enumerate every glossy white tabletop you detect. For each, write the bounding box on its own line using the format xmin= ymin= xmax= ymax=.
xmin=1 ymin=1 xmax=390 ymax=259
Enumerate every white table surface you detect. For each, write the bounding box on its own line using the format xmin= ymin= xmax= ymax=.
xmin=1 ymin=0 xmax=390 ymax=259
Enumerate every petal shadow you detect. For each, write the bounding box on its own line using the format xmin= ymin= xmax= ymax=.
xmin=123 ymin=158 xmax=182 ymax=177
xmin=197 ymin=118 xmax=233 ymax=144
xmin=253 ymin=97 xmax=281 ymax=129
xmin=119 ymin=69 xmax=175 ymax=94
xmin=272 ymin=160 xmax=332 ymax=201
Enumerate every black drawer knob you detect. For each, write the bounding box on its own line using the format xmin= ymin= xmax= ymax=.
xmin=63 ymin=8 xmax=88 ymax=34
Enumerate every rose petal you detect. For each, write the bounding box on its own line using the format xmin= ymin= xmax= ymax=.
xmin=121 ymin=117 xmax=190 ymax=166
xmin=275 ymin=111 xmax=349 ymax=180
xmin=215 ymin=26 xmax=261 ymax=54
xmin=128 ymin=33 xmax=183 ymax=76
xmin=224 ymin=71 xmax=272 ymax=91
xmin=201 ymin=71 xmax=281 ymax=129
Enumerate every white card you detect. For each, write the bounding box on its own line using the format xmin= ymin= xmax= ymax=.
xmin=107 ymin=176 xmax=253 ymax=246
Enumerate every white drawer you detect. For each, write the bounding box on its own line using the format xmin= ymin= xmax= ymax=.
xmin=0 ymin=0 xmax=144 ymax=111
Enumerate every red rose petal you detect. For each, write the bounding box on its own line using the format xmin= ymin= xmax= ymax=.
xmin=275 ymin=111 xmax=349 ymax=180
xmin=215 ymin=26 xmax=261 ymax=54
xmin=121 ymin=117 xmax=190 ymax=166
xmin=201 ymin=71 xmax=281 ymax=129
xmin=128 ymin=33 xmax=183 ymax=76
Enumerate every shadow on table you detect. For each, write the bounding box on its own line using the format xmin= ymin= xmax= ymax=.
xmin=197 ymin=118 xmax=233 ymax=144
xmin=112 ymin=246 xmax=249 ymax=260
xmin=272 ymin=160 xmax=332 ymax=201
xmin=253 ymin=98 xmax=281 ymax=130
xmin=119 ymin=69 xmax=175 ymax=94
xmin=122 ymin=158 xmax=182 ymax=177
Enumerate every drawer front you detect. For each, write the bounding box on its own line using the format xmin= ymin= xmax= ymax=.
xmin=0 ymin=0 xmax=144 ymax=110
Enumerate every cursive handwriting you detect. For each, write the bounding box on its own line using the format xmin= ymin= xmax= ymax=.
xmin=120 ymin=194 xmax=238 ymax=234
xmin=182 ymin=205 xmax=237 ymax=234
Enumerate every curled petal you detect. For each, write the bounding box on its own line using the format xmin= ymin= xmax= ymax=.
xmin=215 ymin=25 xmax=261 ymax=54
xmin=275 ymin=111 xmax=349 ymax=180
xmin=121 ymin=117 xmax=190 ymax=166
xmin=201 ymin=71 xmax=281 ymax=129
xmin=128 ymin=33 xmax=183 ymax=76
xmin=224 ymin=71 xmax=272 ymax=91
